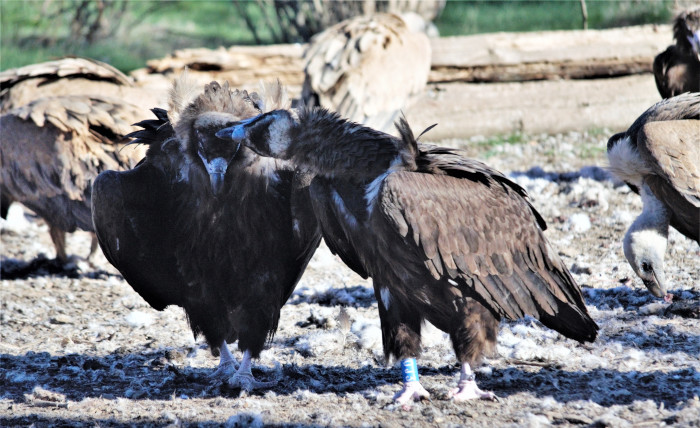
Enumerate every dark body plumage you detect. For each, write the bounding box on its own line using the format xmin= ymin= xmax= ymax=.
xmin=606 ymin=93 xmax=699 ymax=297
xmin=653 ymin=8 xmax=700 ymax=99
xmin=92 ymin=80 xmax=321 ymax=388
xmin=217 ymin=108 xmax=598 ymax=401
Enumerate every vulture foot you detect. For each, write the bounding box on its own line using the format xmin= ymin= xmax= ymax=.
xmin=208 ymin=359 xmax=239 ymax=382
xmin=227 ymin=371 xmax=278 ymax=392
xmin=393 ymin=381 xmax=430 ymax=404
xmin=448 ymin=379 xmax=498 ymax=402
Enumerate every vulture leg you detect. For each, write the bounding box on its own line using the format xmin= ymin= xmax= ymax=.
xmin=446 ymin=298 xmax=499 ymax=401
xmin=448 ymin=363 xmax=498 ymax=402
xmin=208 ymin=340 xmax=239 ymax=380
xmin=48 ymin=224 xmax=68 ymax=264
xmin=393 ymin=358 xmax=430 ymax=404
xmin=227 ymin=350 xmax=277 ymax=392
xmin=87 ymin=232 xmax=99 ymax=262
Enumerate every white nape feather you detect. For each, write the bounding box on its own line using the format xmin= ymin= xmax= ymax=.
xmin=606 ymin=136 xmax=654 ymax=188
xmin=365 ymin=155 xmax=403 ymax=215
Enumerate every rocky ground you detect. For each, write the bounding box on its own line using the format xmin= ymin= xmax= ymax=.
xmin=1 ymin=128 xmax=698 ymax=427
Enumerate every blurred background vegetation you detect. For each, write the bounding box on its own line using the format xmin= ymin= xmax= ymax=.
xmin=1 ymin=0 xmax=678 ymax=73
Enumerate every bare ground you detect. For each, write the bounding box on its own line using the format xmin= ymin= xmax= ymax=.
xmin=1 ymin=109 xmax=699 ymax=427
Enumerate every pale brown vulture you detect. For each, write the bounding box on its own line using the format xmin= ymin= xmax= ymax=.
xmin=0 ymin=95 xmax=146 ymax=264
xmin=217 ymin=108 xmax=598 ymax=403
xmin=301 ymin=13 xmax=431 ymax=133
xmin=607 ymin=92 xmax=699 ymax=298
xmin=653 ymin=7 xmax=700 ymax=99
xmin=91 ymin=76 xmax=321 ymax=390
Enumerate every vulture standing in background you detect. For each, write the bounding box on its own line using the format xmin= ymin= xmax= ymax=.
xmin=606 ymin=92 xmax=699 ymax=299
xmin=217 ymin=109 xmax=598 ymax=403
xmin=301 ymin=13 xmax=431 ymax=133
xmin=0 ymin=95 xmax=146 ymax=264
xmin=91 ymin=76 xmax=321 ymax=390
xmin=653 ymin=7 xmax=700 ymax=99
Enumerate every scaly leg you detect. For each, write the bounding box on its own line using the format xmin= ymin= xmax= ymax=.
xmin=208 ymin=341 xmax=239 ymax=381
xmin=393 ymin=358 xmax=430 ymax=404
xmin=227 ymin=350 xmax=278 ymax=391
xmin=448 ymin=363 xmax=497 ymax=401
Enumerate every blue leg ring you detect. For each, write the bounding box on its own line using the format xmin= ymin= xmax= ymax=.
xmin=401 ymin=358 xmax=419 ymax=383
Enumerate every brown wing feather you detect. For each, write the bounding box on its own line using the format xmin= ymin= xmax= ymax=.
xmin=639 ymin=120 xmax=700 ymax=207
xmin=0 ymin=95 xmax=145 ymax=231
xmin=380 ymin=169 xmax=597 ymax=341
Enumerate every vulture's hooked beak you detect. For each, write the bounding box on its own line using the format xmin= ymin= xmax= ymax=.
xmin=642 ymin=272 xmax=666 ymax=299
xmin=199 ymin=154 xmax=232 ymax=196
xmin=216 ymin=116 xmax=260 ymax=142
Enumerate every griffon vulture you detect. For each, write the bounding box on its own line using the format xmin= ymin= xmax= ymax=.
xmin=606 ymin=92 xmax=699 ymax=298
xmin=91 ymin=77 xmax=321 ymax=390
xmin=301 ymin=13 xmax=431 ymax=133
xmin=0 ymin=95 xmax=146 ymax=264
xmin=216 ymin=108 xmax=598 ymax=403
xmin=653 ymin=7 xmax=700 ymax=99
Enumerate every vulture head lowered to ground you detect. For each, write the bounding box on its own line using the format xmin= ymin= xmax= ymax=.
xmin=217 ymin=108 xmax=598 ymax=403
xmin=653 ymin=7 xmax=700 ymax=99
xmin=301 ymin=12 xmax=431 ymax=133
xmin=607 ymin=92 xmax=699 ymax=299
xmin=0 ymin=95 xmax=146 ymax=265
xmin=91 ymin=75 xmax=321 ymax=391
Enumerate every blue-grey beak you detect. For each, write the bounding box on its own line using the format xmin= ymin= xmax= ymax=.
xmin=199 ymin=155 xmax=230 ymax=195
xmin=215 ymin=116 xmax=259 ymax=141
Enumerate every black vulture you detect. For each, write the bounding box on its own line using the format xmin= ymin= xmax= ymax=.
xmin=0 ymin=95 xmax=146 ymax=264
xmin=301 ymin=13 xmax=431 ymax=133
xmin=653 ymin=7 xmax=700 ymax=99
xmin=91 ymin=76 xmax=321 ymax=390
xmin=606 ymin=92 xmax=699 ymax=298
xmin=216 ymin=108 xmax=598 ymax=403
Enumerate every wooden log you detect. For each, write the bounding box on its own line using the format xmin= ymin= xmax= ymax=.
xmin=429 ymin=25 xmax=672 ymax=83
xmin=404 ymin=74 xmax=661 ymax=139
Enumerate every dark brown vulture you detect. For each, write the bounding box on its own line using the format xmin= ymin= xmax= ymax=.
xmin=216 ymin=108 xmax=598 ymax=403
xmin=301 ymin=13 xmax=431 ymax=133
xmin=653 ymin=7 xmax=700 ymax=99
xmin=0 ymin=95 xmax=146 ymax=264
xmin=606 ymin=92 xmax=699 ymax=298
xmin=91 ymin=76 xmax=321 ymax=390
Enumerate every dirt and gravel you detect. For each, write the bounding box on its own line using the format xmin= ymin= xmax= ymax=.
xmin=1 ymin=115 xmax=699 ymax=427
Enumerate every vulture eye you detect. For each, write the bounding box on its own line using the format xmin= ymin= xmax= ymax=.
xmin=641 ymin=262 xmax=653 ymax=273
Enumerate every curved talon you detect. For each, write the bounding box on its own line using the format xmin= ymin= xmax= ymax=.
xmin=393 ymin=381 xmax=430 ymax=404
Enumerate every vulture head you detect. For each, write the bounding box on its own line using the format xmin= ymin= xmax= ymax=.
xmin=216 ymin=110 xmax=296 ymax=160
xmin=169 ymin=75 xmax=268 ymax=195
xmin=674 ymin=7 xmax=700 ymax=59
xmin=623 ymin=228 xmax=668 ymax=298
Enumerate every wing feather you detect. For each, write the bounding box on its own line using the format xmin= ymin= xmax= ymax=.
xmin=379 ymin=168 xmax=595 ymax=340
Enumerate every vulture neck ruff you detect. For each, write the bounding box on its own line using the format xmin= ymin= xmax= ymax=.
xmin=288 ymin=109 xmax=414 ymax=181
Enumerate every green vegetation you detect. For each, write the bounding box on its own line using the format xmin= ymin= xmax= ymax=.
xmin=435 ymin=0 xmax=674 ymax=36
xmin=1 ymin=0 xmax=677 ymax=73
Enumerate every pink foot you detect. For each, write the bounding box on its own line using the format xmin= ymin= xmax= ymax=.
xmin=393 ymin=381 xmax=430 ymax=404
xmin=448 ymin=379 xmax=498 ymax=402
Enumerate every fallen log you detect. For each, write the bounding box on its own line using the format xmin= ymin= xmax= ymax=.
xmin=429 ymin=24 xmax=672 ymax=82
